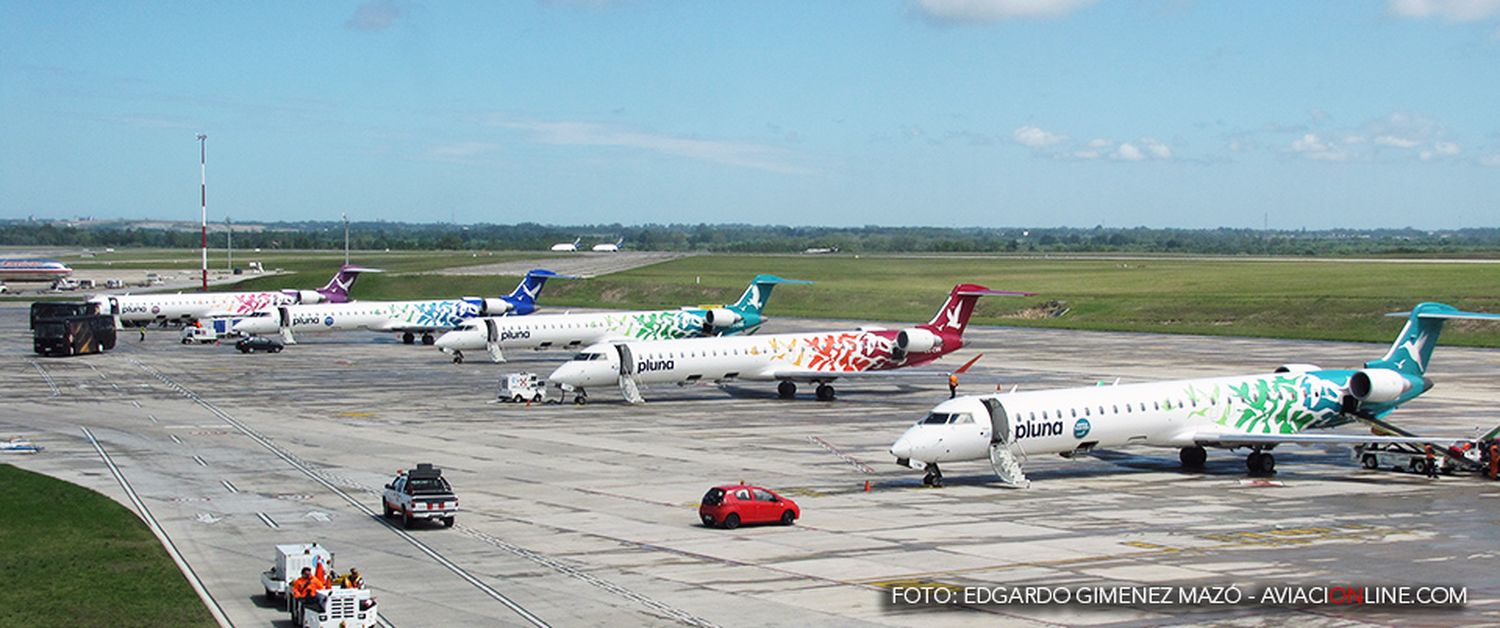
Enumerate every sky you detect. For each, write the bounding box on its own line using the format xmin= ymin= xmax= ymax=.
xmin=2 ymin=0 xmax=1498 ymax=229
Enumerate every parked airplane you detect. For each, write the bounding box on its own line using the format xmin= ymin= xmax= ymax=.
xmin=0 ymin=258 xmax=73 ymax=282
xmin=591 ymin=238 xmax=624 ymax=252
xmin=889 ymin=302 xmax=1500 ymax=487
xmin=89 ymin=265 xmax=376 ymax=327
xmin=550 ymin=238 xmax=581 ymax=252
xmin=548 ymin=283 xmax=1031 ymax=404
xmin=231 ymin=269 xmax=561 ymax=345
xmin=434 ymin=274 xmax=810 ymax=363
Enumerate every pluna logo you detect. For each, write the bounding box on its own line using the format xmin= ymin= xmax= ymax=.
xmin=637 ymin=359 xmax=674 ymax=373
xmin=1016 ymin=420 xmax=1063 ymax=440
xmin=500 ymin=329 xmax=531 ymax=341
xmin=1073 ymin=418 xmax=1091 ymax=439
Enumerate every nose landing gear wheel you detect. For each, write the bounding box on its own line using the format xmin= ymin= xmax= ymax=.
xmin=777 ymin=381 xmax=797 ymax=399
xmin=815 ymin=384 xmax=835 ymax=402
xmin=452 ymin=351 xmax=464 ymax=364
xmin=922 ymin=464 xmax=943 ymax=487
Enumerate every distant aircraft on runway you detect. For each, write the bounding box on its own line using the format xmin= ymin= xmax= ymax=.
xmin=434 ymin=274 xmax=810 ymax=363
xmin=89 ymin=265 xmax=376 ymax=327
xmin=889 ymin=302 xmax=1500 ymax=487
xmin=550 ymin=238 xmax=581 ymax=252
xmin=591 ymin=238 xmax=624 ymax=252
xmin=232 ymin=269 xmax=561 ymax=346
xmin=548 ymin=283 xmax=1031 ymax=404
xmin=0 ymin=258 xmax=73 ymax=282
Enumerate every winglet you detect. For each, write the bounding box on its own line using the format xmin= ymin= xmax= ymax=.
xmin=952 ymin=353 xmax=983 ymax=374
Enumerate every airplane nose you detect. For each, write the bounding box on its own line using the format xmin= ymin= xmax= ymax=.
xmin=434 ymin=332 xmax=458 ymax=349
xmin=889 ymin=434 xmax=914 ymax=459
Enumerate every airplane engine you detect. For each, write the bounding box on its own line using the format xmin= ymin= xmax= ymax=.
xmin=895 ymin=328 xmax=941 ymax=354
xmin=1274 ymin=363 xmax=1322 ymax=374
xmin=295 ymin=290 xmax=326 ymax=304
xmin=704 ymin=308 xmax=742 ymax=329
xmin=1348 ymin=369 xmax=1412 ymax=403
xmin=479 ymin=298 xmax=515 ymax=316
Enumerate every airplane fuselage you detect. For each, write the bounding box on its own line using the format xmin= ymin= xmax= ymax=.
xmin=233 ymin=298 xmax=510 ymax=336
xmin=436 ymin=308 xmax=761 ymax=355
xmin=95 ymin=291 xmax=307 ymax=323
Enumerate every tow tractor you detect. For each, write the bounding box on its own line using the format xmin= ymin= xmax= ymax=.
xmin=497 ymin=372 xmax=547 ymax=404
xmin=260 ymin=543 xmax=380 ymax=627
xmin=382 ymin=463 xmax=458 ymax=528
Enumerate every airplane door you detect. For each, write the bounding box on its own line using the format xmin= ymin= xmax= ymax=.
xmin=277 ymin=306 xmax=290 ymax=328
xmin=484 ymin=318 xmax=498 ymax=343
xmin=106 ymin=297 xmax=120 ymax=316
xmin=616 ymin=344 xmax=635 ymax=376
xmin=982 ymin=398 xmax=1009 ymax=445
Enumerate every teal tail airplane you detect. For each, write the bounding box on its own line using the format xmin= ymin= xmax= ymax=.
xmin=434 ymin=274 xmax=812 ymax=363
xmin=891 ymin=302 xmax=1500 ymax=487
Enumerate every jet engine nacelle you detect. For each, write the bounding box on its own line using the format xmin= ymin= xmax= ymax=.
xmin=895 ymin=328 xmax=941 ymax=354
xmin=1348 ymin=369 xmax=1412 ymax=403
xmin=1274 ymin=363 xmax=1323 ymax=374
xmin=295 ymin=290 xmax=326 ymax=304
xmin=474 ymin=298 xmax=514 ymax=316
xmin=704 ymin=308 xmax=742 ymax=328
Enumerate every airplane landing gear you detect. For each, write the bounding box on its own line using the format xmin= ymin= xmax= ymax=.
xmin=421 ymin=333 xmax=435 ymax=345
xmin=815 ymin=384 xmax=836 ymax=402
xmin=922 ymin=463 xmax=943 ymax=487
xmin=777 ymin=381 xmax=797 ymax=399
xmin=1179 ymin=446 xmax=1207 ymax=470
xmin=402 ymin=332 xmax=415 ymax=345
xmin=452 ymin=351 xmax=464 ymax=364
xmin=1247 ymin=451 xmax=1276 ymax=476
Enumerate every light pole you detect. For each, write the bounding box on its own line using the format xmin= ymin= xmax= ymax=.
xmin=343 ymin=213 xmax=350 ymax=266
xmin=197 ymin=133 xmax=208 ymax=291
xmin=226 ymin=216 xmax=233 ymax=272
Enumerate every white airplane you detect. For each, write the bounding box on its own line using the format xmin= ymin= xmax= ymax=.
xmin=434 ymin=274 xmax=810 ymax=363
xmin=591 ymin=238 xmax=624 ymax=252
xmin=889 ymin=302 xmax=1500 ymax=487
xmin=547 ymin=283 xmax=1030 ymax=404
xmin=88 ymin=265 xmax=376 ymax=328
xmin=231 ymin=269 xmax=561 ymax=345
xmin=550 ymin=238 xmax=581 ymax=252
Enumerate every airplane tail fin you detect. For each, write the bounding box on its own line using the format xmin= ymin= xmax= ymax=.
xmin=733 ymin=274 xmax=814 ymax=313
xmin=507 ymin=269 xmax=562 ymax=305
xmin=922 ymin=284 xmax=1035 ymax=337
xmin=317 ymin=265 xmax=381 ymax=303
xmin=1367 ymin=302 xmax=1500 ymax=377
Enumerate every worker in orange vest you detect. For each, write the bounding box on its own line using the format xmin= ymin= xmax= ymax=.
xmin=1489 ymin=443 xmax=1498 ymax=480
xmin=948 ymin=373 xmax=958 ymax=399
xmin=1424 ymin=444 xmax=1438 ymax=479
xmin=290 ymin=567 xmax=316 ymax=622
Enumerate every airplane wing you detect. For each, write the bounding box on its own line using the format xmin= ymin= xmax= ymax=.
xmin=1192 ymin=432 xmax=1468 ymax=447
xmin=764 ymin=354 xmax=984 ymax=382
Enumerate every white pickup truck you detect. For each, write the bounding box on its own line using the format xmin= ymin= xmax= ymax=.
xmin=381 ymin=463 xmax=458 ymax=528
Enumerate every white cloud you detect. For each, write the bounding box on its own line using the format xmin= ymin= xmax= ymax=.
xmin=1012 ymin=125 xmax=1067 ymax=149
xmin=1481 ymin=154 xmax=1500 ymax=168
xmin=1374 ymin=135 xmax=1421 ymax=148
xmin=1389 ymin=0 xmax=1500 ymax=21
xmin=1087 ymin=138 xmax=1112 ymax=149
xmin=1113 ymin=143 xmax=1145 ymax=161
xmin=345 ymin=0 xmax=403 ymax=32
xmin=1290 ymin=133 xmax=1349 ymax=161
xmin=501 ymin=120 xmax=813 ymax=174
xmin=1419 ymin=142 xmax=1460 ymax=160
xmin=915 ymin=0 xmax=1098 ymax=22
xmin=1142 ymin=138 xmax=1172 ymax=159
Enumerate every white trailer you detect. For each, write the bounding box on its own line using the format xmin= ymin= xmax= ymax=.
xmin=261 ymin=543 xmax=333 ymax=600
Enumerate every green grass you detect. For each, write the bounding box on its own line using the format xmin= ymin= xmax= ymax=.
xmin=0 ymin=464 xmax=215 ymax=627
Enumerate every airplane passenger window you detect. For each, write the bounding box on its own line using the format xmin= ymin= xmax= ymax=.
xmin=1098 ymin=406 xmax=1104 ymax=415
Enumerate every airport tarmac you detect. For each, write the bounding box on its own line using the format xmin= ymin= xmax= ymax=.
xmin=3 ymin=305 xmax=1498 ymax=627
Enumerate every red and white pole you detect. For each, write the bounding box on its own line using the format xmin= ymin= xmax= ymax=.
xmin=197 ymin=133 xmax=208 ymax=291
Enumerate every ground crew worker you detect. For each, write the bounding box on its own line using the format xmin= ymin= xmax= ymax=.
xmin=948 ymin=373 xmax=958 ymax=399
xmin=338 ymin=567 xmax=363 ymax=589
xmin=1424 ymin=443 xmax=1438 ymax=479
xmin=290 ymin=567 xmax=316 ymax=622
xmin=1490 ymin=443 xmax=1498 ymax=480
xmin=138 ymin=326 xmax=146 ymax=342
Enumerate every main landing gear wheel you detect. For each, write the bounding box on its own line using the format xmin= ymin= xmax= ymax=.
xmin=1246 ymin=451 xmax=1276 ymax=476
xmin=777 ymin=381 xmax=797 ymax=399
xmin=1179 ymin=446 xmax=1207 ymax=469
xmin=815 ymin=384 xmax=836 ymax=402
xmin=421 ymin=333 xmax=435 ymax=345
xmin=402 ymin=332 xmax=415 ymax=345
xmin=922 ymin=464 xmax=943 ymax=487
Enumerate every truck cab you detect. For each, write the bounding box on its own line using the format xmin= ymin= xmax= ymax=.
xmin=382 ymin=463 xmax=458 ymax=528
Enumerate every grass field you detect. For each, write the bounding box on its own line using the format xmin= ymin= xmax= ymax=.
xmin=20 ymin=248 xmax=1500 ymax=347
xmin=0 ymin=464 xmax=214 ymax=627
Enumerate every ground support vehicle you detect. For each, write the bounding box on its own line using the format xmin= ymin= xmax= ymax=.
xmin=382 ymin=463 xmax=458 ymax=528
xmin=498 ymin=372 xmax=547 ymax=403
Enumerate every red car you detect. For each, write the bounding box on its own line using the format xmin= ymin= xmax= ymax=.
xmin=699 ymin=485 xmax=800 ymax=529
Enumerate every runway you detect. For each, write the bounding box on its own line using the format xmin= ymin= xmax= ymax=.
xmin=3 ymin=305 xmax=1498 ymax=626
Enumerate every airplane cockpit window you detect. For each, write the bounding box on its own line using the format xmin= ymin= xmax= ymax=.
xmin=952 ymin=414 xmax=974 ymax=424
xmin=920 ymin=412 xmax=951 ymax=425
xmin=570 ymin=352 xmax=605 ymax=361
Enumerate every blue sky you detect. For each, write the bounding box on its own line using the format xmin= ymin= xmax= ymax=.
xmin=2 ymin=0 xmax=1498 ymax=228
